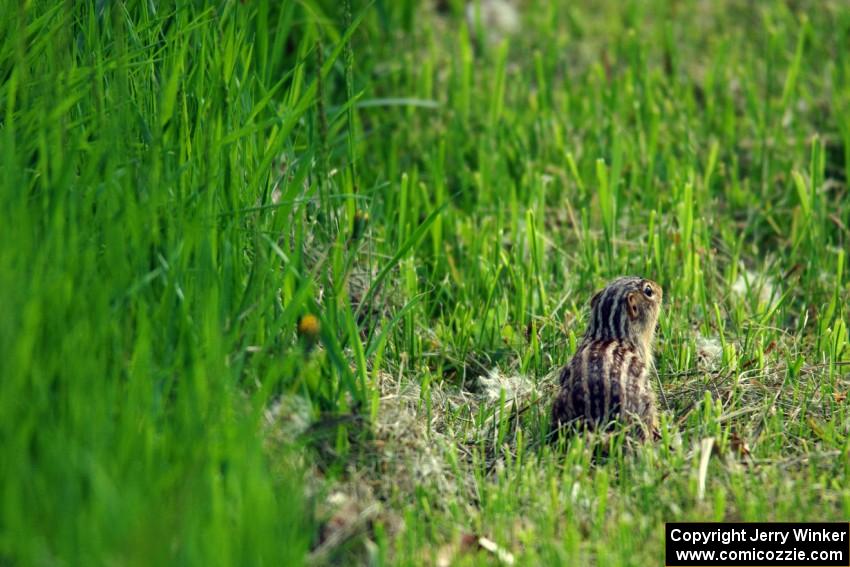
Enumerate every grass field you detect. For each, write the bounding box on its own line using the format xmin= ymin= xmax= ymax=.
xmin=2 ymin=0 xmax=849 ymax=565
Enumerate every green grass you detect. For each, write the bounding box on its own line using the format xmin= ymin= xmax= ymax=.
xmin=1 ymin=0 xmax=849 ymax=565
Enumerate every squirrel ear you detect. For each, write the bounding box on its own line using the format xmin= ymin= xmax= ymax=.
xmin=626 ymin=291 xmax=640 ymax=320
xmin=590 ymin=289 xmax=603 ymax=309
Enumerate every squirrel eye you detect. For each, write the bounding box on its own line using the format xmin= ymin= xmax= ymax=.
xmin=643 ymin=284 xmax=653 ymax=298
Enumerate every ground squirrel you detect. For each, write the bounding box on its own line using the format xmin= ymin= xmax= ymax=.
xmin=550 ymin=276 xmax=663 ymax=440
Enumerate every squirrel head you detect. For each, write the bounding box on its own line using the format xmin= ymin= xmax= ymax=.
xmin=585 ymin=276 xmax=663 ymax=352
